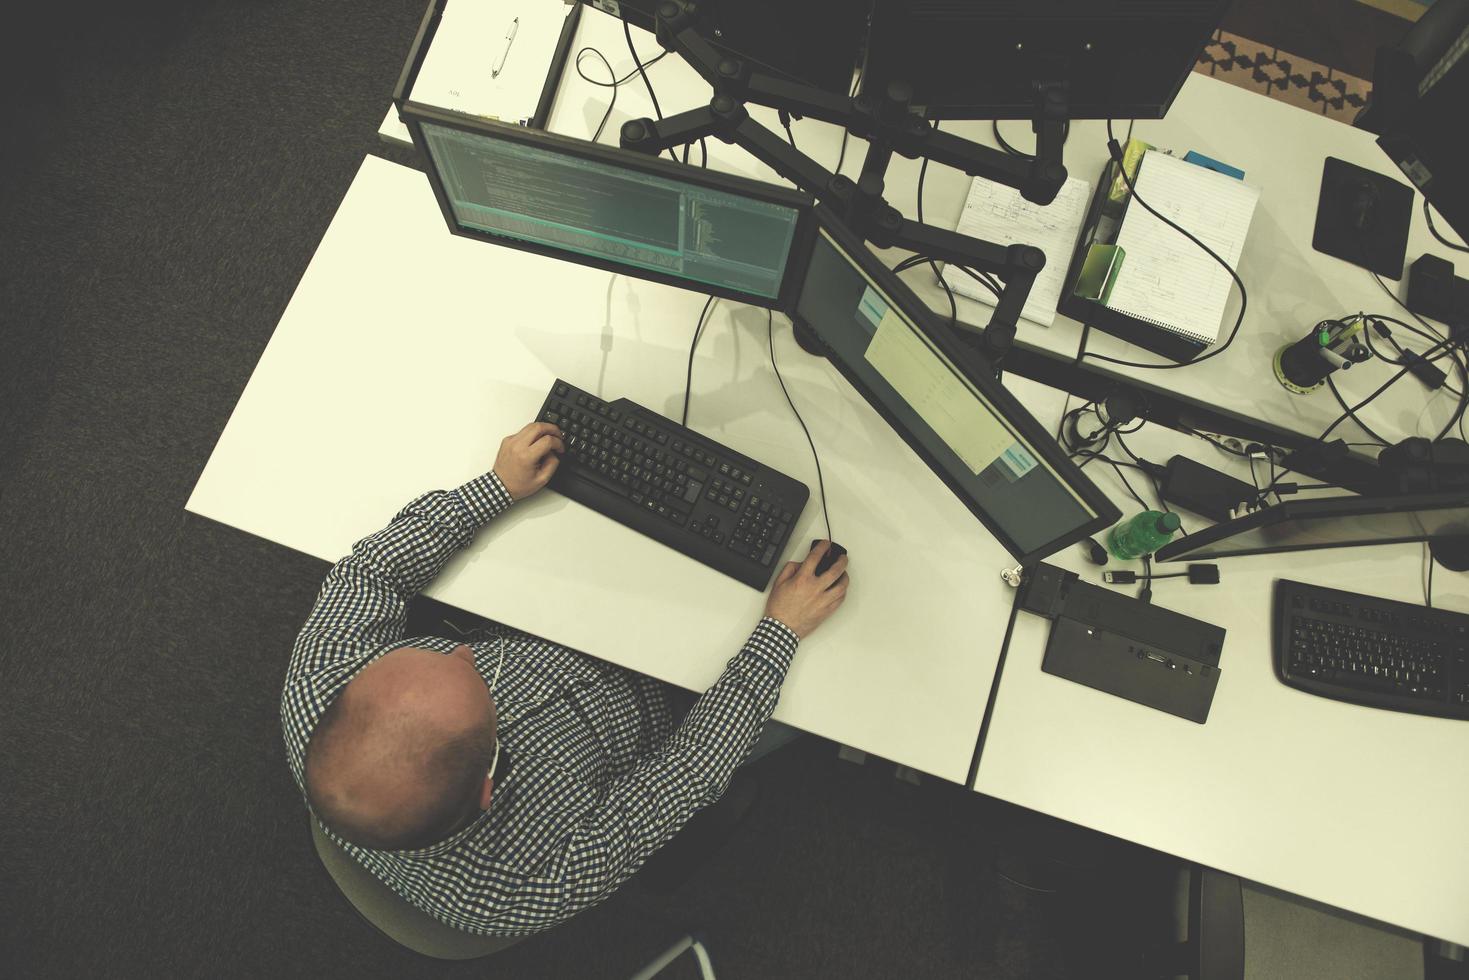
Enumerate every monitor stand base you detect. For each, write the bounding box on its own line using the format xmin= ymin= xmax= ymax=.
xmin=1429 ymin=535 xmax=1469 ymax=572
xmin=792 ymin=319 xmax=825 ymax=357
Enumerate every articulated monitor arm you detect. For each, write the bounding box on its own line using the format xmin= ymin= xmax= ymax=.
xmin=618 ymin=1 xmax=1053 ymax=363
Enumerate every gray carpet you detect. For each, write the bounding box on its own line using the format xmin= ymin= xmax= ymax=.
xmin=0 ymin=2 xmax=1181 ymax=976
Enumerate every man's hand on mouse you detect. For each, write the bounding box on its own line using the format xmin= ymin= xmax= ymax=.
xmin=494 ymin=421 xmax=565 ymax=500
xmin=764 ymin=540 xmax=849 ymax=639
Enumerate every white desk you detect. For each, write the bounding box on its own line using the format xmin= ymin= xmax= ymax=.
xmin=969 ymin=406 xmax=1469 ymax=946
xmin=260 ymin=6 xmax=1469 ymax=939
xmin=897 ymin=73 xmax=1469 ymax=449
xmin=383 ymin=6 xmax=1466 ymax=447
xmin=187 ymin=154 xmax=1019 ymax=785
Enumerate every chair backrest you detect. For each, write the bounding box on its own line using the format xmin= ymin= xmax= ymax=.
xmin=309 ymin=816 xmax=523 ymax=960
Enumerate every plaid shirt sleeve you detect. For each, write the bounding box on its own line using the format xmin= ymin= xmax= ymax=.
xmin=280 ymin=471 xmax=515 ymax=788
xmin=542 ymin=616 xmax=800 ymax=920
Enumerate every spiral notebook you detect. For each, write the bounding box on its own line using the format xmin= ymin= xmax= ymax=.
xmin=1105 ymin=151 xmax=1259 ymax=346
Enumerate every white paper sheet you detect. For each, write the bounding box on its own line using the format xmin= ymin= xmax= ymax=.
xmin=409 ymin=0 xmax=573 ymax=126
xmin=1104 ymin=151 xmax=1259 ymax=344
xmin=939 ymin=174 xmax=1092 ymax=328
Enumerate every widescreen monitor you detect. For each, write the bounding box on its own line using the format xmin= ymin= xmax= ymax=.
xmin=791 ymin=207 xmax=1120 ymax=565
xmin=399 ymin=106 xmax=815 ymax=308
xmin=1155 ymin=491 xmax=1469 ymax=562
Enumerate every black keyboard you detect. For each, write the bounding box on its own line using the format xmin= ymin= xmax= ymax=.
xmin=1274 ymin=579 xmax=1469 ymax=720
xmin=536 ymin=379 xmax=809 ymax=590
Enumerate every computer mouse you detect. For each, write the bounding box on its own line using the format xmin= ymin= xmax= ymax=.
xmin=810 ymin=539 xmax=847 ymax=581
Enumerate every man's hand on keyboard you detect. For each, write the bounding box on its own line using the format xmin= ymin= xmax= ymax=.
xmin=494 ymin=421 xmax=565 ymax=500
xmin=764 ymin=540 xmax=849 ymax=639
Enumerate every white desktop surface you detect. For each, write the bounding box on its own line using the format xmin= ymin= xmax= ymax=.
xmin=901 ymin=73 xmax=1469 ymax=448
xmin=259 ymin=8 xmax=1469 ymax=937
xmin=384 ymin=6 xmax=1467 ymax=444
xmin=187 ymin=154 xmax=1020 ymax=784
xmin=971 ymin=414 xmax=1469 ymax=946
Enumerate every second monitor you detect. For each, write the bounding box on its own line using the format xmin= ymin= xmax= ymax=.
xmin=793 ymin=208 xmax=1120 ymax=565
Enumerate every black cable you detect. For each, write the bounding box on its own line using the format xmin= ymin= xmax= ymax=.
xmin=1441 ymin=360 xmax=1469 ymax=442
xmin=1055 ymin=393 xmax=1073 ymax=443
xmin=833 ymin=66 xmax=862 ymax=176
xmin=916 ymin=122 xmax=958 ymax=329
xmin=576 ymin=47 xmax=620 ymax=143
xmin=1363 ymin=316 xmax=1463 ymax=399
xmin=622 ymin=21 xmax=678 ymax=163
xmin=681 ymin=296 xmax=717 ymax=426
xmin=782 ymin=118 xmax=798 ymax=149
xmin=1317 ymin=333 xmax=1458 ymax=443
xmin=992 ymin=119 xmax=1071 ymax=158
xmin=893 ymin=254 xmax=1004 ymax=299
xmin=1325 ymin=374 xmax=1391 ymax=446
xmin=952 ymin=266 xmax=1002 ymax=297
xmin=575 ymin=46 xmax=670 ymax=88
xmin=1354 ymin=308 xmax=1469 ymax=441
xmin=623 ymin=21 xmax=663 ymax=118
xmin=574 ymin=46 xmax=672 ymax=143
xmin=1372 ymin=323 xmax=1465 ymax=398
xmin=1112 ymin=429 xmax=1186 ymax=535
xmin=1364 ymin=271 xmax=1469 ymax=434
xmin=1062 ymin=429 xmax=1154 ymax=514
xmin=1424 ymin=542 xmax=1435 ymax=608
xmin=1369 ymin=270 xmax=1457 ymax=346
xmin=1080 ymin=120 xmax=1248 ymax=371
xmin=1425 ymin=199 xmax=1469 ymax=253
xmin=993 ymin=120 xmax=1027 ymax=157
xmin=768 ymin=311 xmax=831 ymax=541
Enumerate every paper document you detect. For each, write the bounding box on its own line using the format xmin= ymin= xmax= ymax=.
xmin=860 ymin=288 xmax=1013 ymax=475
xmin=940 ymin=174 xmax=1092 ymax=328
xmin=409 ymin=0 xmax=573 ymax=125
xmin=1104 ymin=151 xmax=1259 ymax=344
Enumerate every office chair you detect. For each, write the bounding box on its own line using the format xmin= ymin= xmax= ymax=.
xmin=1143 ymin=866 xmax=1245 ymax=980
xmin=310 ymin=816 xmax=524 ymax=959
xmin=310 ymin=817 xmax=720 ymax=976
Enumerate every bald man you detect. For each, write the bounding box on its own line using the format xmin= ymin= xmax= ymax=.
xmin=282 ymin=420 xmax=849 ymax=937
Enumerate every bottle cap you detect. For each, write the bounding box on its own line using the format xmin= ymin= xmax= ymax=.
xmin=1156 ymin=512 xmax=1181 ymax=534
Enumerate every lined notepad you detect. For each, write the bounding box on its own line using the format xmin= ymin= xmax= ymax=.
xmin=941 ymin=174 xmax=1092 ymax=328
xmin=1105 ymin=152 xmax=1259 ymax=345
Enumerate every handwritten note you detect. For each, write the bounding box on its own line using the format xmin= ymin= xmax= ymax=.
xmin=940 ymin=175 xmax=1092 ymax=328
xmin=1105 ymin=152 xmax=1259 ymax=344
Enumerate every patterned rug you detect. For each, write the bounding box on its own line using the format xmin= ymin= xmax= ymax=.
xmin=1193 ymin=29 xmax=1373 ymax=122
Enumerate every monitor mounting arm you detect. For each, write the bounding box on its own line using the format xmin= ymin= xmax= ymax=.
xmin=618 ymin=2 xmax=1052 ymax=364
xmin=638 ymin=0 xmax=1069 ymax=205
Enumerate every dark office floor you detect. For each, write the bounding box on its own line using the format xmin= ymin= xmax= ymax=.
xmin=0 ymin=2 xmax=1406 ymax=978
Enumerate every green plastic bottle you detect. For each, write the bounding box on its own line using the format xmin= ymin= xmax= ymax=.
xmin=1107 ymin=510 xmax=1182 ymax=561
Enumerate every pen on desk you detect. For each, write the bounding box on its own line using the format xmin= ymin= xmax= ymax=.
xmin=492 ymin=17 xmax=518 ymax=78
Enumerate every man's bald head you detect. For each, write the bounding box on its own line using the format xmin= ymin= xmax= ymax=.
xmin=305 ymin=644 xmax=496 ymax=851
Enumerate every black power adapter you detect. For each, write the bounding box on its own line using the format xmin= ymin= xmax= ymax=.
xmin=1137 ymin=455 xmax=1257 ymax=522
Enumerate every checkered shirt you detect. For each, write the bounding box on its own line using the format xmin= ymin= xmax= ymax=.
xmin=281 ymin=471 xmax=799 ymax=936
